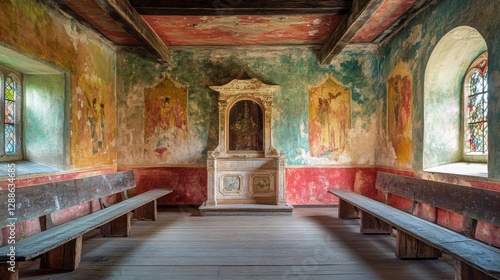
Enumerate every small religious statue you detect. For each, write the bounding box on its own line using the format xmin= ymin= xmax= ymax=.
xmin=229 ymin=101 xmax=263 ymax=150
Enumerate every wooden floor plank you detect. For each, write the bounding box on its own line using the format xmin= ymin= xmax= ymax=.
xmin=19 ymin=207 xmax=454 ymax=280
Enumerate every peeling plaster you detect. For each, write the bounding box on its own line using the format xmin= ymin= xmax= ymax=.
xmin=143 ymin=15 xmax=340 ymax=45
xmin=352 ymin=104 xmax=397 ymax=166
xmin=403 ymin=24 xmax=423 ymax=49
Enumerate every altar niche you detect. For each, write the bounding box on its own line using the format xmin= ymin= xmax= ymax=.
xmin=205 ymin=78 xmax=288 ymax=208
xmin=228 ymin=100 xmax=263 ymax=151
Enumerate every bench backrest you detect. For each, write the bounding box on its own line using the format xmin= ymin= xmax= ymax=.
xmin=375 ymin=172 xmax=500 ymax=227
xmin=0 ymin=170 xmax=136 ymax=228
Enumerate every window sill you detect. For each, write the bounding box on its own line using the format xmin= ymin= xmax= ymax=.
xmin=0 ymin=160 xmax=61 ymax=178
xmin=424 ymin=162 xmax=488 ymax=178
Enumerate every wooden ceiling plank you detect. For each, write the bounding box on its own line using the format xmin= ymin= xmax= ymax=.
xmin=94 ymin=0 xmax=172 ymax=64
xmin=319 ymin=0 xmax=385 ymax=65
xmin=373 ymin=0 xmax=435 ymax=44
xmin=49 ymin=0 xmax=117 ymax=42
xmin=131 ymin=8 xmax=349 ymax=16
xmin=130 ymin=0 xmax=352 ymax=15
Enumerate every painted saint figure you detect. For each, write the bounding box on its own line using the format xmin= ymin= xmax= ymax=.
xmin=387 ymin=65 xmax=413 ymax=166
xmin=309 ymin=76 xmax=350 ymax=161
xmin=317 ymin=91 xmax=344 ymax=152
xmin=144 ymin=76 xmax=188 ymax=161
xmin=160 ymin=97 xmax=185 ymax=131
xmin=87 ymin=96 xmax=105 ymax=155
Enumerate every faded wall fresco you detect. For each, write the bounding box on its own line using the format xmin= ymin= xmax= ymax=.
xmin=116 ymin=47 xmax=382 ymax=166
xmin=144 ymin=76 xmax=188 ymax=161
xmin=86 ymin=96 xmax=106 ymax=154
xmin=387 ymin=62 xmax=412 ymax=167
xmin=115 ymin=46 xmax=383 ymax=206
xmin=309 ymin=76 xmax=350 ymax=161
xmin=115 ymin=50 xmax=201 ymax=165
xmin=71 ymin=43 xmax=116 ymax=168
xmin=0 ymin=0 xmax=117 ymax=169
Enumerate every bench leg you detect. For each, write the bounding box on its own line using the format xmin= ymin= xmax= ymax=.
xmin=338 ymin=199 xmax=360 ymax=219
xmin=360 ymin=211 xmax=392 ymax=234
xmin=455 ymin=259 xmax=496 ymax=280
xmin=396 ymin=230 xmax=441 ymax=259
xmin=0 ymin=262 xmax=18 ymax=280
xmin=133 ymin=200 xmax=157 ymax=221
xmin=100 ymin=212 xmax=132 ymax=237
xmin=40 ymin=236 xmax=82 ymax=271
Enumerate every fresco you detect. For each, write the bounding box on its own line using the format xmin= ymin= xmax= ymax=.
xmin=116 ymin=47 xmax=380 ymax=166
xmin=387 ymin=62 xmax=412 ymax=166
xmin=144 ymin=76 xmax=188 ymax=161
xmin=86 ymin=96 xmax=106 ymax=154
xmin=309 ymin=76 xmax=351 ymax=161
xmin=73 ymin=51 xmax=116 ymax=167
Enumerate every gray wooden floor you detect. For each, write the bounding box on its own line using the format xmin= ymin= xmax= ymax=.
xmin=19 ymin=207 xmax=454 ymax=279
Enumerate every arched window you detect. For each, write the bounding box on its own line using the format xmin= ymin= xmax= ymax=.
xmin=0 ymin=69 xmax=22 ymax=160
xmin=463 ymin=52 xmax=488 ymax=161
xmin=5 ymin=75 xmax=17 ymax=154
xmin=423 ymin=26 xmax=488 ymax=177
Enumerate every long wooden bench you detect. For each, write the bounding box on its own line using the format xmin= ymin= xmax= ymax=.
xmin=329 ymin=171 xmax=500 ymax=280
xmin=0 ymin=170 xmax=172 ymax=280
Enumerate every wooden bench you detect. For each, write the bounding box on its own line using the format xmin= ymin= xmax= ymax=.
xmin=328 ymin=171 xmax=500 ymax=280
xmin=0 ymin=170 xmax=172 ymax=280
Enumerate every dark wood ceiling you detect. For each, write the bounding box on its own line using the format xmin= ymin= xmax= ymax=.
xmin=51 ymin=0 xmax=433 ymax=65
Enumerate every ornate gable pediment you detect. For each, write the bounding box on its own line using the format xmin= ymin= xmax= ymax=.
xmin=209 ymin=78 xmax=279 ymax=101
xmin=209 ymin=78 xmax=280 ymax=158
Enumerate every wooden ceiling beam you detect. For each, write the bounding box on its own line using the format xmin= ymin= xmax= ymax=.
xmin=130 ymin=0 xmax=352 ymax=16
xmin=94 ymin=0 xmax=172 ymax=64
xmin=319 ymin=0 xmax=384 ymax=65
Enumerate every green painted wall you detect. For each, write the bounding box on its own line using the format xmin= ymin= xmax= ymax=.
xmin=116 ymin=47 xmax=384 ymax=166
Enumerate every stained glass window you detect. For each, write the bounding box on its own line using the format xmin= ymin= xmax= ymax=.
xmin=465 ymin=57 xmax=488 ymax=154
xmin=4 ymin=75 xmax=16 ymax=154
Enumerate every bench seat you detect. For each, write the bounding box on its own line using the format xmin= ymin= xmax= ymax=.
xmin=0 ymin=170 xmax=172 ymax=280
xmin=328 ymin=189 xmax=500 ymax=279
xmin=0 ymin=189 xmax=171 ymax=262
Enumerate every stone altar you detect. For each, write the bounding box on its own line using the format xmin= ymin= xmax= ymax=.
xmin=201 ymin=78 xmax=291 ymax=214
